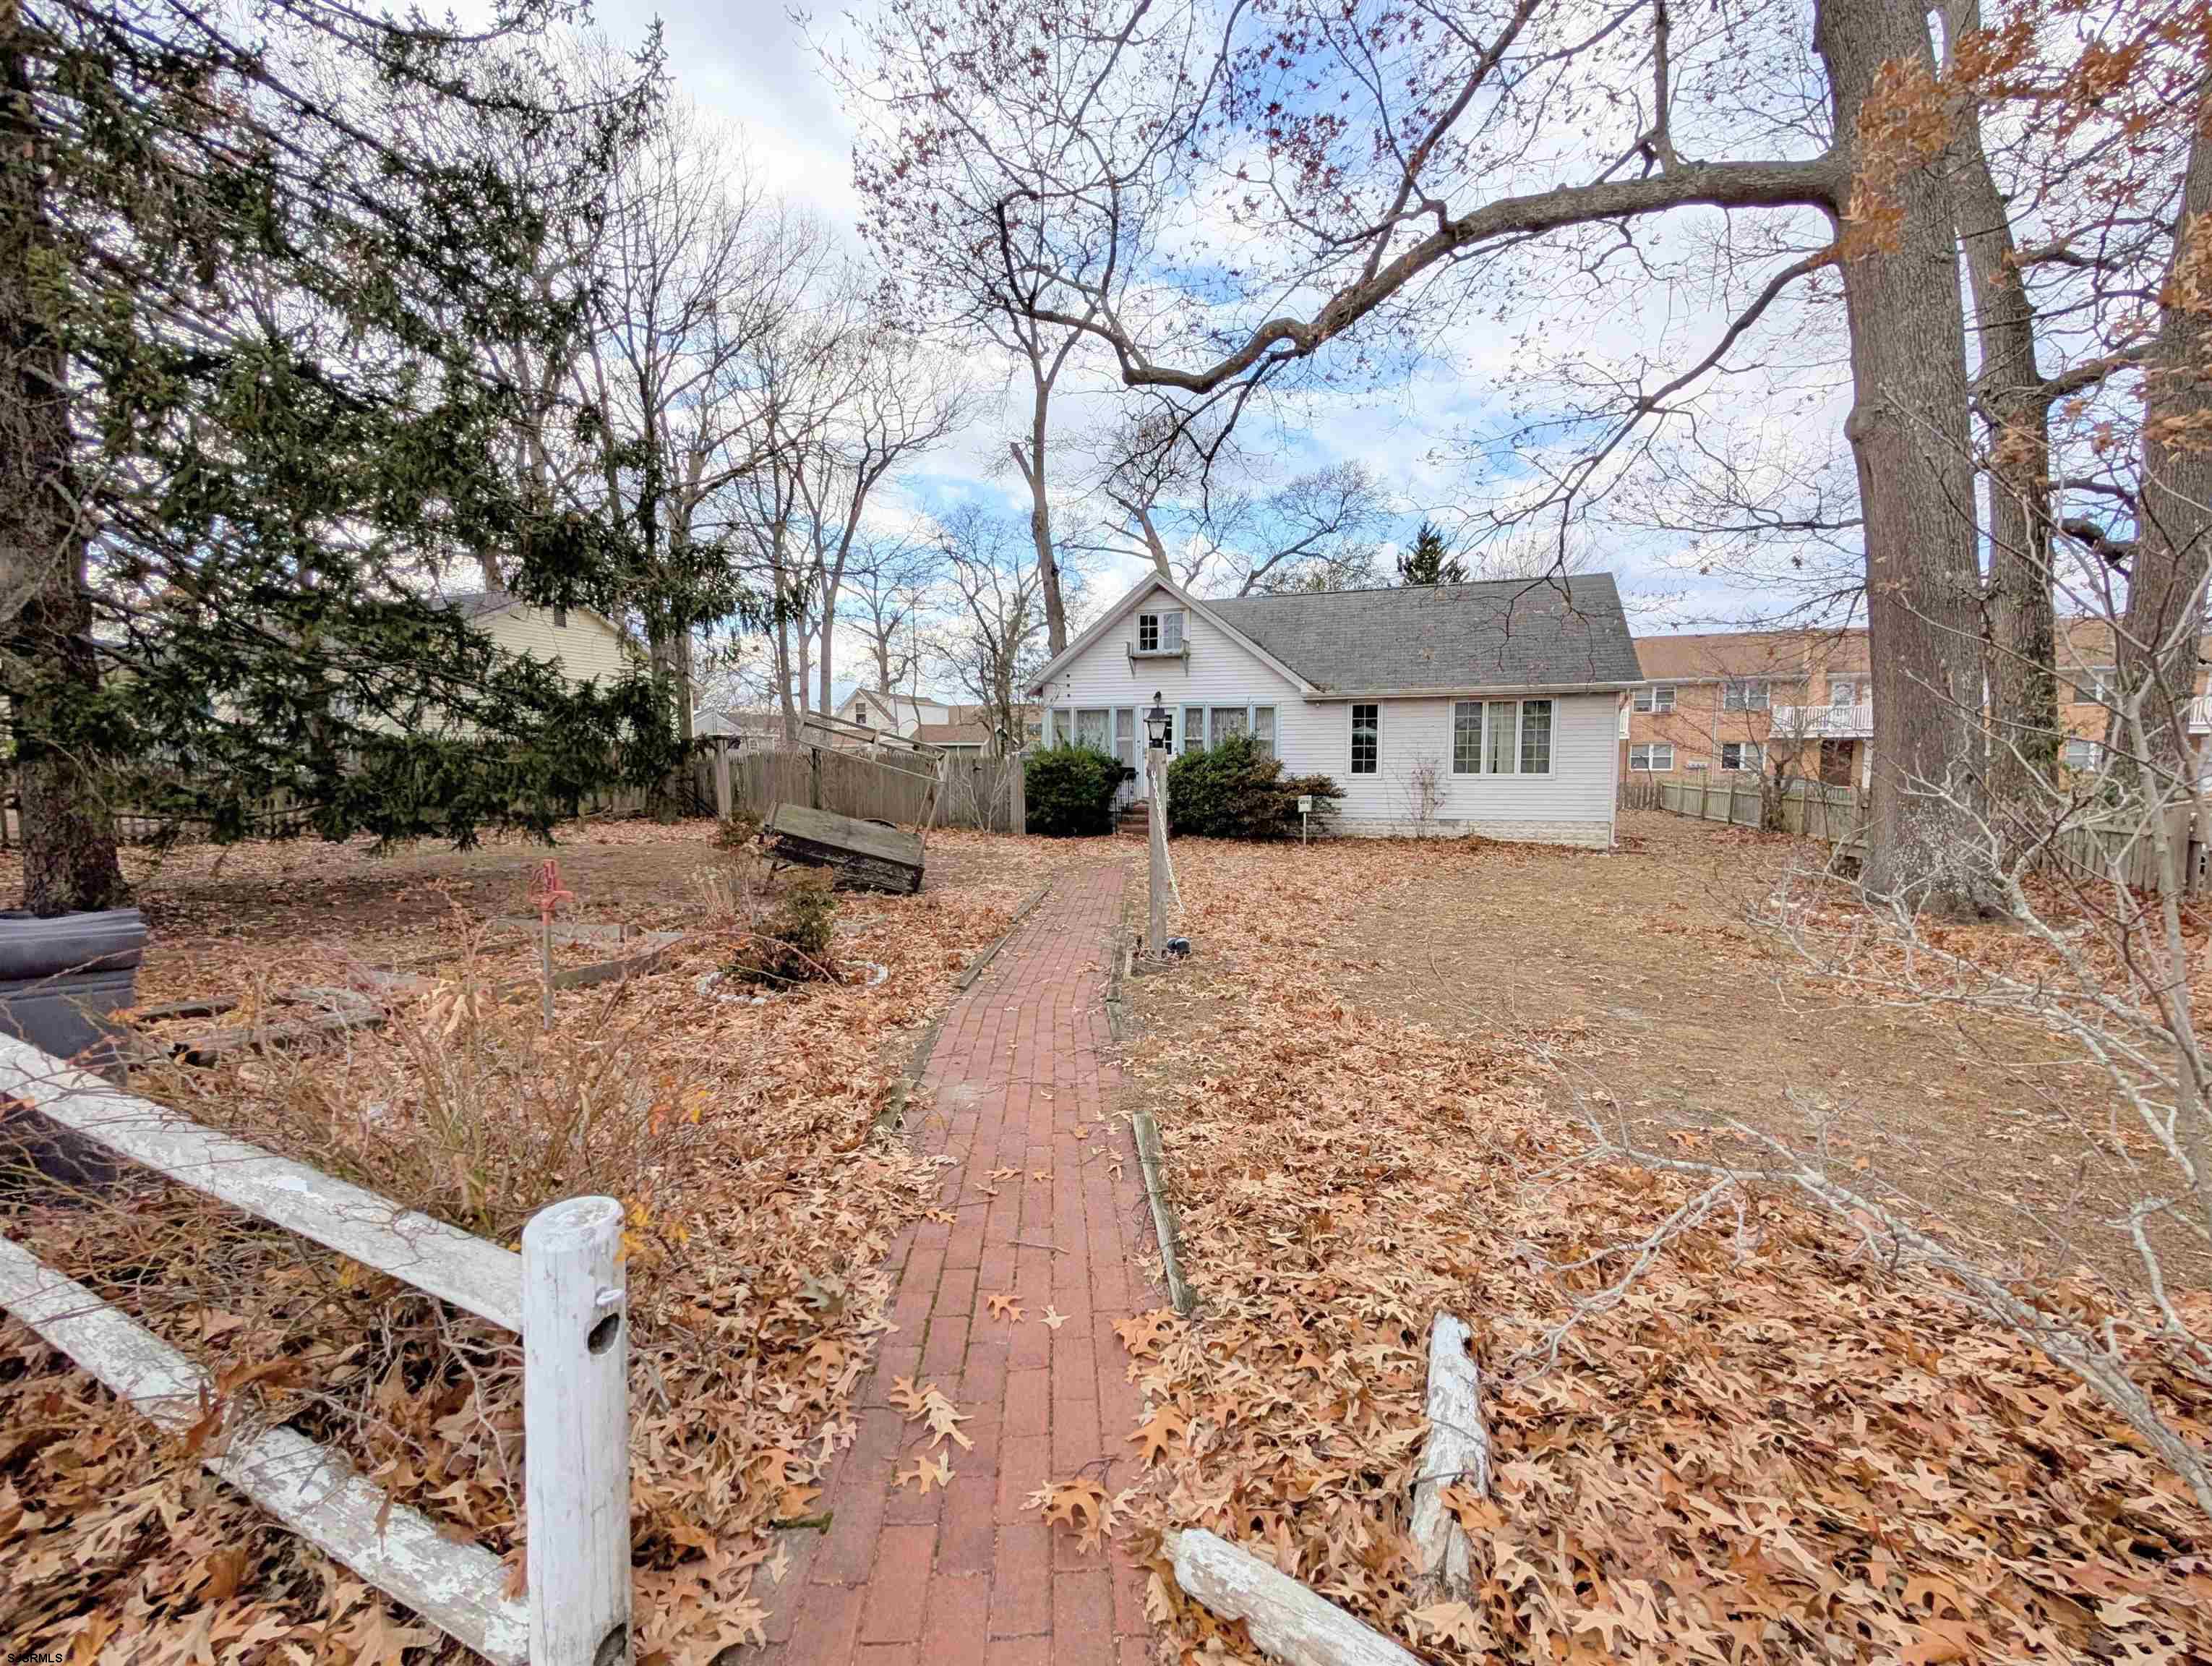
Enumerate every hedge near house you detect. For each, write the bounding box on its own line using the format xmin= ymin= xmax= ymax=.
xmin=1166 ymin=735 xmax=1341 ymax=839
xmin=1024 ymin=744 xmax=1121 ymax=837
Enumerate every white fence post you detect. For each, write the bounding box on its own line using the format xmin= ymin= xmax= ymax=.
xmin=523 ymin=1196 xmax=632 ymax=1666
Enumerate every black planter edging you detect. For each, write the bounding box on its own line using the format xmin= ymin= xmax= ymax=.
xmin=0 ymin=907 xmax=148 ymax=1189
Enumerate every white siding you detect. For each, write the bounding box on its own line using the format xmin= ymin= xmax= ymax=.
xmin=1034 ymin=582 xmax=1617 ymax=847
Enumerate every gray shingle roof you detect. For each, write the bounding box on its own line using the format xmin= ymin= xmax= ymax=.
xmin=439 ymin=588 xmax=518 ymax=620
xmin=1205 ymin=573 xmax=1641 ymax=693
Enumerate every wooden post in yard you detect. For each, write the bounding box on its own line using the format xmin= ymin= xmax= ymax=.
xmin=523 ymin=1196 xmax=631 ymax=1666
xmin=1148 ymin=748 xmax=1169 ymax=954
xmin=712 ymin=738 xmax=732 ymax=820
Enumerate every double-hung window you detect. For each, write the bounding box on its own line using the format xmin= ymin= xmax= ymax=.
xmin=1181 ymin=705 xmax=1205 ymax=753
xmin=1113 ymin=707 xmax=1136 ymax=769
xmin=1629 ymin=743 xmax=1673 ymax=772
xmin=1829 ymin=678 xmax=1857 ymax=707
xmin=1053 ymin=709 xmax=1073 ymax=746
xmin=1452 ymin=701 xmax=1483 ymax=774
xmin=1723 ymin=678 xmax=1770 ymax=712
xmin=1633 ymin=684 xmax=1676 ymax=714
xmin=2074 ymin=666 xmax=2117 ymax=704
xmin=1720 ymin=740 xmax=1762 ymax=773
xmin=1350 ymin=704 xmax=1379 ymax=774
xmin=2065 ymin=737 xmax=2101 ymax=771
xmin=1450 ymin=699 xmax=1555 ymax=775
xmin=1251 ymin=706 xmax=1276 ymax=759
xmin=1076 ymin=708 xmax=1110 ymax=751
xmin=1209 ymin=706 xmax=1249 ymax=746
xmin=1136 ymin=610 xmax=1185 ymax=653
xmin=1517 ymin=699 xmax=1553 ymax=774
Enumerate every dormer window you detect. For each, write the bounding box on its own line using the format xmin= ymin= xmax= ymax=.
xmin=1135 ymin=609 xmax=1184 ymax=654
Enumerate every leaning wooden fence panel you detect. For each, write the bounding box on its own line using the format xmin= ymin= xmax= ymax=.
xmin=0 ymin=1037 xmax=632 ymax=1665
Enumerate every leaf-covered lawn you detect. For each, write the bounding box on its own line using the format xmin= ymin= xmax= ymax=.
xmin=1119 ymin=833 xmax=2211 ymax=1665
xmin=1 ymin=822 xmax=1071 ymax=1663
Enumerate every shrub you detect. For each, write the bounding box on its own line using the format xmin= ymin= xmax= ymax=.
xmin=1166 ymin=734 xmax=1342 ymax=840
xmin=714 ymin=808 xmax=763 ymax=850
xmin=1024 ymin=743 xmax=1122 ymax=837
xmin=729 ymin=868 xmax=840 ymax=986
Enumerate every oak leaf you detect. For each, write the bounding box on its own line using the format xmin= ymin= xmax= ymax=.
xmin=1027 ymin=1477 xmax=1113 ymax=1547
xmin=1130 ymin=1404 xmax=1189 ymax=1466
xmin=898 ymin=1453 xmax=954 ymax=1494
xmin=1407 ymin=1600 xmax=1492 ymax=1651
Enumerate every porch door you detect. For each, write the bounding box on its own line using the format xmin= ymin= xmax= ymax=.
xmin=1819 ymin=739 xmax=1852 ymax=786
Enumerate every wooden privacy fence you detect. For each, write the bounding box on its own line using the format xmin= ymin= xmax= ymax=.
xmin=1640 ymin=775 xmax=1870 ymax=839
xmin=728 ymin=744 xmax=1026 ymax=833
xmin=1632 ymin=775 xmax=2208 ymax=894
xmin=0 ymin=1036 xmax=633 ymax=1666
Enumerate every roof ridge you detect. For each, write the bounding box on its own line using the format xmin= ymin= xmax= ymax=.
xmin=1209 ymin=573 xmax=1608 ymax=604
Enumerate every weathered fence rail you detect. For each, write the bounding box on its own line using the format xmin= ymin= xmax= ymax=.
xmin=0 ymin=1036 xmax=631 ymax=1665
xmin=1627 ymin=775 xmax=2207 ymax=894
xmin=728 ymin=745 xmax=1025 ymax=833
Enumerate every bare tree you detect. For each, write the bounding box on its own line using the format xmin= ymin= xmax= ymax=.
xmin=842 ymin=533 xmax=940 ymax=699
xmin=933 ymin=505 xmax=1055 ymax=753
xmin=561 ymin=90 xmax=833 ymax=738
xmin=1079 ymin=412 xmax=1392 ymax=594
xmin=789 ymin=326 xmax=972 ymax=715
xmin=826 ymin=0 xmax=1208 ymax=656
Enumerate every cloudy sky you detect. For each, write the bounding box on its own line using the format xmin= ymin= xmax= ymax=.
xmin=575 ymin=0 xmax=1859 ymax=657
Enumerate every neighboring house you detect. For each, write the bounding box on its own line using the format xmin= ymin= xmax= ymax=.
xmin=836 ymin=689 xmax=953 ymax=733
xmin=839 ymin=689 xmax=1043 ymax=755
xmin=1026 ymin=573 xmax=1642 ymax=846
xmin=441 ymin=589 xmax=694 ymax=703
xmin=1626 ymin=630 xmax=1872 ymax=788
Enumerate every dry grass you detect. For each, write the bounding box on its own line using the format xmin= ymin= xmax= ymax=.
xmin=1117 ymin=833 xmax=2212 ymax=1666
xmin=1 ymin=821 xmax=1070 ymax=1664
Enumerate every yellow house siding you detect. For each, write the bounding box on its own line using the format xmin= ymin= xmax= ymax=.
xmin=476 ymin=605 xmax=639 ymax=688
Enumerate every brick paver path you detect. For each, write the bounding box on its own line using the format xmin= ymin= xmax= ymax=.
xmin=755 ymin=864 xmax=1160 ymax=1666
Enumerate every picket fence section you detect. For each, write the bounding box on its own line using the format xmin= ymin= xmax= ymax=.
xmin=1624 ymin=774 xmax=2205 ymax=894
xmin=0 ymin=1036 xmax=631 ymax=1666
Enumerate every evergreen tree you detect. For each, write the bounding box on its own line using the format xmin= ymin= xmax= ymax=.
xmin=1395 ymin=521 xmax=1469 ymax=586
xmin=1 ymin=0 xmax=693 ymax=915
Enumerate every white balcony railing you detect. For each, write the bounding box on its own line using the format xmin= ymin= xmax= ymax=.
xmin=2189 ymin=695 xmax=2212 ymax=735
xmin=1770 ymin=701 xmax=1874 ymax=740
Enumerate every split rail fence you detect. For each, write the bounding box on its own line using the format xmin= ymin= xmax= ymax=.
xmin=1621 ymin=774 xmax=2207 ymax=895
xmin=0 ymin=1036 xmax=633 ymax=1665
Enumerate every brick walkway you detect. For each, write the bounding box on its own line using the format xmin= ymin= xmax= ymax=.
xmin=755 ymin=864 xmax=1160 ymax=1666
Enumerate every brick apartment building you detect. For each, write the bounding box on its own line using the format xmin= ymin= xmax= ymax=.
xmin=1622 ymin=621 xmax=2212 ymax=786
xmin=1625 ymin=629 xmax=1873 ymax=787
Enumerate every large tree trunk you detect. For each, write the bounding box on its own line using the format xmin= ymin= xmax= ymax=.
xmin=1817 ymin=0 xmax=1994 ymax=913
xmin=1947 ymin=0 xmax=2057 ymax=849
xmin=1 ymin=17 xmax=127 ymax=916
xmin=1011 ymin=376 xmax=1068 ymax=654
xmin=2119 ymin=108 xmax=2212 ymax=790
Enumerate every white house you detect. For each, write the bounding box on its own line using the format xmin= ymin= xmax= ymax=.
xmin=1025 ymin=573 xmax=1642 ymax=846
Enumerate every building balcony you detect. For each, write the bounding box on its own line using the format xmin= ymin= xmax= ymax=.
xmin=1770 ymin=701 xmax=1874 ymax=740
xmin=2189 ymin=695 xmax=2212 ymax=734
